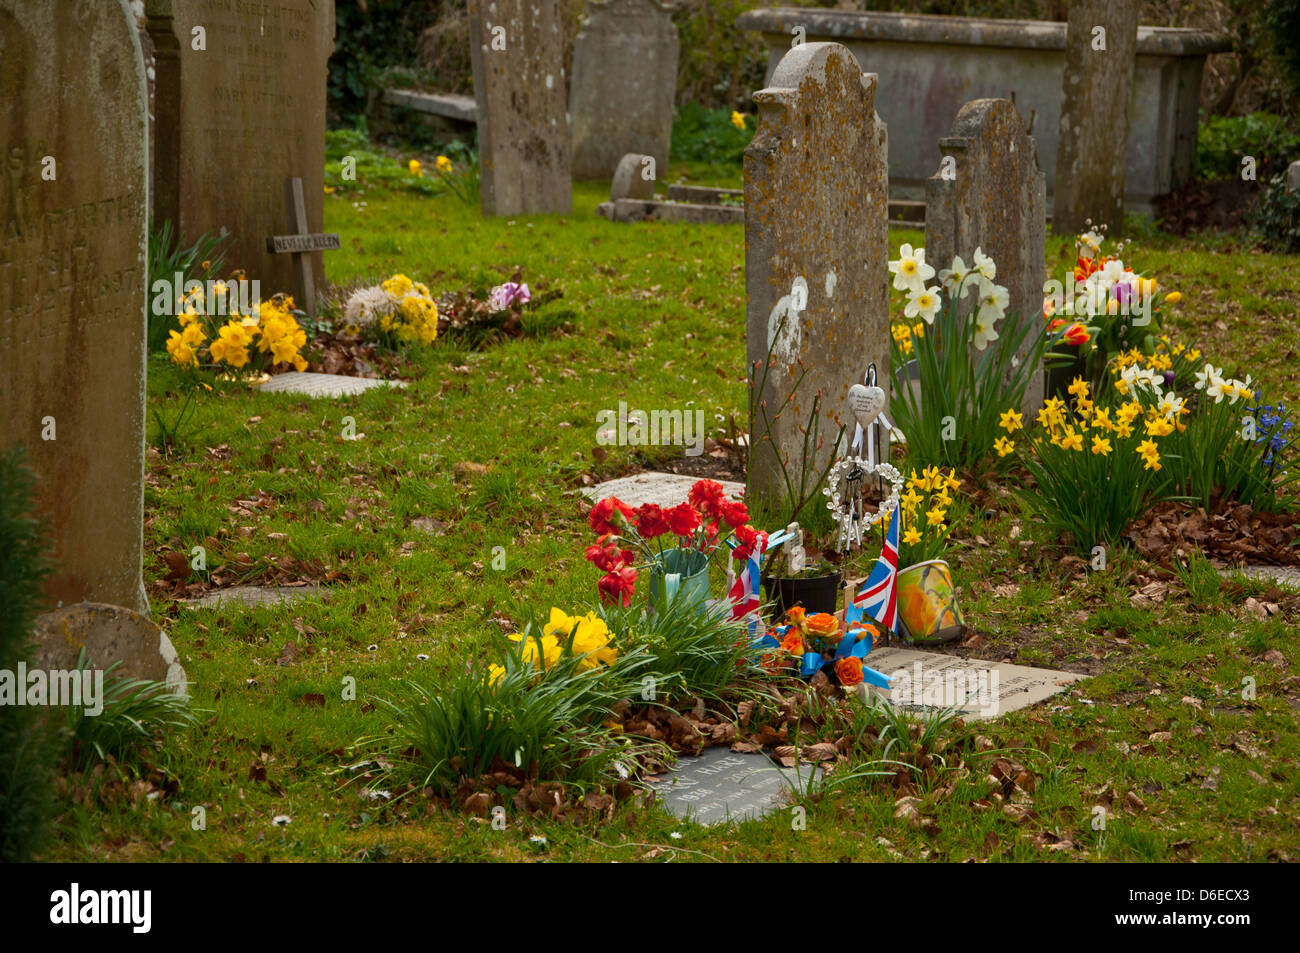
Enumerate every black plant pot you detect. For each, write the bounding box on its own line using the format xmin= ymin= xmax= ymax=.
xmin=761 ymin=571 xmax=843 ymax=618
xmin=1045 ymin=344 xmax=1088 ymax=402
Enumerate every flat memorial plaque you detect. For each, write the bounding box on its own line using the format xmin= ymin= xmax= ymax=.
xmin=257 ymin=372 xmax=407 ymax=398
xmin=581 ymin=472 xmax=745 ymax=508
xmin=861 ymin=646 xmax=1084 ymax=720
xmin=649 ymin=746 xmax=818 ymax=826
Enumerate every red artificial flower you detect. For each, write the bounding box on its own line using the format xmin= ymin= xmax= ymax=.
xmin=1063 ymin=322 xmax=1090 ymax=346
xmin=634 ymin=502 xmax=671 ymax=539
xmin=585 ymin=540 xmax=633 ymax=573
xmin=597 ymin=566 xmax=638 ymax=607
xmin=665 ymin=502 xmax=701 ymax=537
xmin=588 ymin=496 xmax=634 ymax=536
xmin=688 ymin=478 xmax=725 ymax=510
xmin=720 ymin=500 xmax=749 ymax=529
xmin=732 ymin=524 xmax=767 ymax=562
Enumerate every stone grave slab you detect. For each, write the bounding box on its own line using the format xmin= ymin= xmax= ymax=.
xmin=382 ymin=88 xmax=479 ymax=124
xmin=1218 ymin=565 xmax=1300 ymax=589
xmin=860 ymin=646 xmax=1084 ymax=720
xmin=257 ymin=372 xmax=406 ymax=398
xmin=1 ymin=0 xmax=150 ymax=613
xmin=29 ymin=603 xmax=187 ymax=696
xmin=581 ymin=472 xmax=746 ymax=508
xmin=185 ymin=585 xmax=325 ymax=611
xmin=648 ymin=746 xmax=819 ymax=826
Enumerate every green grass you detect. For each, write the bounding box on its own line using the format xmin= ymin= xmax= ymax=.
xmin=39 ymin=163 xmax=1300 ymax=863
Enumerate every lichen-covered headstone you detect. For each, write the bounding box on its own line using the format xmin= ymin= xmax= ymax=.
xmin=146 ymin=0 xmax=336 ymax=302
xmin=469 ymin=0 xmax=572 ymax=216
xmin=744 ymin=42 xmax=889 ymax=504
xmin=1054 ymin=0 xmax=1138 ymax=236
xmin=0 ymin=0 xmax=149 ymax=613
xmin=926 ymin=99 xmax=1047 ymax=413
xmin=570 ymin=0 xmax=679 ymax=181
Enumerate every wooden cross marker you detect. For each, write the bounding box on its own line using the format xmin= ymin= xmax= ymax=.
xmin=265 ymin=176 xmax=339 ymax=315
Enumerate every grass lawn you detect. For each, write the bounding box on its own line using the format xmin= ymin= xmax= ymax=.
xmin=41 ymin=169 xmax=1300 ymax=863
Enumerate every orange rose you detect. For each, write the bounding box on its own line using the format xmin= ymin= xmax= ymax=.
xmin=785 ymin=606 xmax=806 ymax=627
xmin=780 ymin=632 xmax=804 ymax=654
xmin=805 ymin=613 xmax=840 ymax=638
xmin=849 ymin=622 xmax=885 ymax=647
xmin=834 ymin=656 xmax=864 ymax=686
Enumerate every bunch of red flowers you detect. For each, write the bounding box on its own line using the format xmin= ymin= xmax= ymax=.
xmin=585 ymin=479 xmax=763 ymax=605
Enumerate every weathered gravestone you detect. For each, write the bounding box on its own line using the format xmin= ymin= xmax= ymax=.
xmin=0 ymin=0 xmax=149 ymax=613
xmin=29 ymin=604 xmax=187 ymax=697
xmin=146 ymin=0 xmax=335 ymax=306
xmin=1054 ymin=0 xmax=1138 ymax=236
xmin=744 ymin=42 xmax=890 ymax=504
xmin=610 ymin=153 xmax=656 ymax=202
xmin=926 ymin=98 xmax=1047 ymax=414
xmin=570 ymin=0 xmax=679 ymax=181
xmin=1287 ymin=160 xmax=1300 ymax=195
xmin=468 ymin=0 xmax=572 ymax=216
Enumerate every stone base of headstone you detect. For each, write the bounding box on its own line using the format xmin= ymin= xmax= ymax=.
xmin=1218 ymin=565 xmax=1300 ymax=589
xmin=29 ymin=603 xmax=187 ymax=697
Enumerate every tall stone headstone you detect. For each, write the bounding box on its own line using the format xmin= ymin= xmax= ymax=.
xmin=469 ymin=0 xmax=573 ymax=216
xmin=744 ymin=42 xmax=889 ymax=504
xmin=0 ymin=0 xmax=149 ymax=613
xmin=1054 ymin=0 xmax=1138 ymax=237
xmin=570 ymin=0 xmax=679 ymax=181
xmin=926 ymin=99 xmax=1047 ymax=414
xmin=146 ymin=0 xmax=335 ymax=305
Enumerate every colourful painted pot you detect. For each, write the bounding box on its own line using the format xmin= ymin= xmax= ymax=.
xmin=895 ymin=559 xmax=964 ymax=644
xmin=647 ymin=548 xmax=711 ymax=614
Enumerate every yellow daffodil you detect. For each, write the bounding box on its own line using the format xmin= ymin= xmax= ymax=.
xmin=408 ymin=158 xmax=423 ymax=177
xmin=730 ymin=111 xmax=746 ymax=129
xmin=1059 ymin=429 xmax=1084 ymax=452
xmin=1091 ymin=435 xmax=1112 ymax=455
xmin=926 ymin=508 xmax=947 ymax=527
xmin=999 ymin=408 xmax=1024 ymax=432
xmin=1067 ymin=377 xmax=1089 ymax=399
xmin=902 ymin=527 xmax=922 ymax=545
xmin=436 ymin=155 xmax=453 ymax=174
xmin=994 ymin=435 xmax=1015 ymax=457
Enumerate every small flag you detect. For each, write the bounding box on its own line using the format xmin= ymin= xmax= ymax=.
xmin=852 ymin=507 xmax=899 ymax=633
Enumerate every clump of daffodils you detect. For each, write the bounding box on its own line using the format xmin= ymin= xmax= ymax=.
xmin=889 ymin=465 xmax=961 ymax=563
xmin=889 ymin=244 xmax=1010 ymax=351
xmin=167 ymin=287 xmax=309 ymax=374
xmin=488 ymin=608 xmax=618 ymax=685
xmin=342 ymin=273 xmax=439 ymax=349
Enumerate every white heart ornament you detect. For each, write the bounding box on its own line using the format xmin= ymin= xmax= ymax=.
xmin=847 ymin=383 xmax=886 ymax=430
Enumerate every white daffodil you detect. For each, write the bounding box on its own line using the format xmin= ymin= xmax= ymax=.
xmin=1206 ymin=375 xmax=1230 ymax=403
xmin=1100 ymin=258 xmax=1128 ymax=286
xmin=939 ymin=255 xmax=970 ymax=293
xmin=972 ymin=246 xmax=997 ymax=281
xmin=889 ymin=243 xmax=936 ymax=294
xmin=973 ymin=317 xmax=1000 ymax=351
xmin=904 ymin=285 xmax=942 ymax=324
xmin=1156 ymin=393 xmax=1184 ymax=418
xmin=1193 ymin=363 xmax=1223 ymax=391
xmin=976 ymin=279 xmax=1009 ymax=324
xmin=1121 ymin=363 xmax=1161 ymax=395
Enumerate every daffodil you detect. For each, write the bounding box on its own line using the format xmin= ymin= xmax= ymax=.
xmin=905 ymin=285 xmax=942 ymax=324
xmin=1090 ymin=435 xmax=1112 ymax=455
xmin=999 ymin=409 xmax=1023 ymax=432
xmin=1067 ymin=377 xmax=1089 ymax=399
xmin=902 ymin=527 xmax=922 ymax=545
xmin=889 ymin=244 xmax=936 ymax=294
xmin=436 ymin=155 xmax=453 ymax=173
xmin=994 ymin=435 xmax=1015 ymax=457
xmin=1059 ymin=429 xmax=1084 ymax=452
xmin=730 ymin=111 xmax=746 ymax=129
xmin=926 ymin=508 xmax=947 ymax=527
xmin=408 ymin=158 xmax=423 ymax=177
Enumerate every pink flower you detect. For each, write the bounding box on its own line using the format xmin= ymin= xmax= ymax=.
xmin=487 ymin=281 xmax=531 ymax=313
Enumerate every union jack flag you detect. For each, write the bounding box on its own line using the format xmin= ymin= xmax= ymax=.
xmin=729 ymin=543 xmax=765 ymax=625
xmin=853 ymin=507 xmax=899 ymax=633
